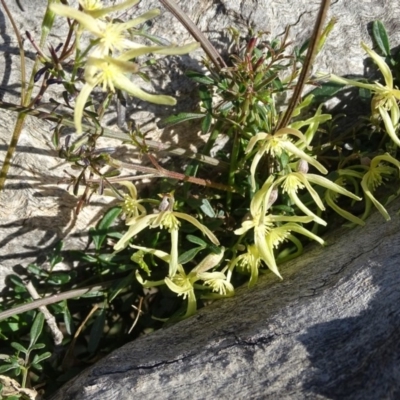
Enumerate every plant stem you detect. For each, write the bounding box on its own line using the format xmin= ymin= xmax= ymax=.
xmin=275 ymin=0 xmax=331 ymax=131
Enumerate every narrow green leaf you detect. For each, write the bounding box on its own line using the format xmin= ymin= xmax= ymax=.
xmin=201 ymin=112 xmax=212 ymax=134
xmin=91 ymin=206 xmax=122 ymax=251
xmin=32 ymin=351 xmax=51 ymax=365
xmin=0 ymin=364 xmax=17 ymax=373
xmin=178 ymin=247 xmax=203 ymax=264
xmin=108 ymin=272 xmax=135 ymax=302
xmin=308 ymin=82 xmax=345 ymax=103
xmin=372 ymin=20 xmax=390 ymax=56
xmin=29 ymin=312 xmax=45 ymax=349
xmin=199 ymin=85 xmax=213 ymax=111
xmin=158 ymin=112 xmax=205 ymax=129
xmin=186 ymin=70 xmax=215 ymax=84
xmin=30 ymin=343 xmax=46 ymax=351
xmin=199 ymin=198 xmax=216 ymax=218
xmin=62 ymin=302 xmax=74 ymax=335
xmin=11 ymin=342 xmax=27 ymax=354
xmin=186 ymin=235 xmax=208 ymax=247
xmin=48 ymin=272 xmax=71 ymax=285
xmin=88 ymin=308 xmax=106 ymax=354
xmin=31 ymin=362 xmax=43 ymax=372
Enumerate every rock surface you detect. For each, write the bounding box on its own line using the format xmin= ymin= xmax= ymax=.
xmin=1 ymin=1 xmax=400 ymax=398
xmin=1 ymin=0 xmax=400 ymax=279
xmin=50 ymin=198 xmax=400 ymax=400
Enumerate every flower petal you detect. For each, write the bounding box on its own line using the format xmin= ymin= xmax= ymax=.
xmin=173 ymin=212 xmax=220 ymax=245
xmin=306 ymin=174 xmax=362 ymax=201
xmin=74 ymin=82 xmax=97 ymax=134
xmin=113 ymin=73 xmax=177 ymax=105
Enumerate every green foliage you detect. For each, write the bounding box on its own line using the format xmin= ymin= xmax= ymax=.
xmin=1 ymin=0 xmax=400 ymax=396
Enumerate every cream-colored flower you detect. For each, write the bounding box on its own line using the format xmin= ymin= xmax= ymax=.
xmin=326 ymin=42 xmax=400 ymax=147
xmin=339 ymin=153 xmax=400 ymax=221
xmin=114 ymin=193 xmax=219 ymax=277
xmin=277 ymin=160 xmax=361 ymax=226
xmin=246 ymin=127 xmax=327 ymax=190
xmin=135 ymin=248 xmax=231 ymax=318
xmin=234 ymin=177 xmax=324 ymax=279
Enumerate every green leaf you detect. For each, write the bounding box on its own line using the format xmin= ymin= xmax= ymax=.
xmin=372 ymin=20 xmax=390 ymax=56
xmin=27 ymin=263 xmax=48 ymax=277
xmin=11 ymin=342 xmax=27 ymax=354
xmin=29 ymin=312 xmax=45 ymax=349
xmin=48 ymin=272 xmax=71 ymax=285
xmin=201 ymin=112 xmax=212 ymax=134
xmin=158 ymin=112 xmax=205 ymax=129
xmin=108 ymin=272 xmax=135 ymax=302
xmin=30 ymin=343 xmax=45 ymax=351
xmin=198 ymin=85 xmax=213 ymax=112
xmin=8 ymin=275 xmax=26 ymax=290
xmin=186 ymin=70 xmax=215 ymax=84
xmin=308 ymin=82 xmax=345 ymax=103
xmin=62 ymin=302 xmax=74 ymax=335
xmin=0 ymin=363 xmax=17 ymax=373
xmin=31 ymin=362 xmax=43 ymax=372
xmin=32 ymin=351 xmax=51 ymax=365
xmin=186 ymin=235 xmax=208 ymax=247
xmin=88 ymin=308 xmax=106 ymax=354
xmin=199 ymin=198 xmax=216 ymax=218
xmin=178 ymin=247 xmax=204 ymax=264
xmin=91 ymin=207 xmax=122 ymax=251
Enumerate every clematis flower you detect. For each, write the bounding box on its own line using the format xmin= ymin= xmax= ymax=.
xmin=50 ymin=2 xmax=161 ymax=57
xmin=323 ymin=175 xmax=365 ymax=226
xmin=135 ymin=247 xmax=232 ymax=318
xmin=229 ymin=244 xmax=262 ymax=287
xmin=326 ymin=42 xmax=400 ymax=147
xmin=114 ymin=193 xmax=219 ymax=277
xmin=234 ymin=177 xmax=324 ymax=279
xmin=246 ymin=127 xmax=328 ymax=190
xmin=51 ymin=1 xmax=200 ymax=134
xmin=276 ymin=160 xmax=362 ymax=226
xmin=106 ymin=181 xmax=146 ymax=220
xmin=74 ymin=40 xmax=199 ymax=133
xmin=339 ymin=153 xmax=400 ymax=221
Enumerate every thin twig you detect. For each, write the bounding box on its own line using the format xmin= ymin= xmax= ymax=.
xmin=128 ymin=296 xmax=144 ymax=334
xmin=275 ymin=0 xmax=331 ymax=131
xmin=0 ymin=99 xmax=228 ymax=169
xmin=159 ymin=0 xmax=226 ymax=70
xmin=25 ymin=281 xmax=64 ymax=346
xmin=0 ymin=282 xmax=113 ymax=321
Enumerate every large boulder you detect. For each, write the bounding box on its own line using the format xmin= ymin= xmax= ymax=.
xmin=49 ymin=198 xmax=400 ymax=399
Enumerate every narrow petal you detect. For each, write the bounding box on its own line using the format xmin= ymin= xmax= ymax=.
xmin=379 ymin=106 xmax=400 ymax=147
xmin=89 ymin=0 xmax=140 ymax=18
xmin=120 ymin=9 xmax=161 ymax=30
xmin=361 ymin=175 xmax=390 ymax=220
xmin=113 ymin=73 xmax=177 ymax=105
xmin=169 ymin=229 xmax=179 ymax=277
xmin=256 ymin=228 xmax=282 ymax=279
xmin=245 ymin=132 xmax=267 ymax=154
xmin=152 ymin=42 xmax=200 ymax=55
xmin=326 ymin=73 xmax=381 ymax=92
xmin=325 ymin=194 xmax=365 ymax=225
xmin=361 ymin=42 xmax=393 ymax=88
xmin=173 ymin=212 xmax=220 ymax=245
xmin=50 ymin=4 xmax=103 ymax=37
xmin=74 ymin=82 xmax=97 ymax=134
xmin=281 ymin=141 xmax=328 ymax=174
xmin=114 ymin=214 xmax=155 ymax=251
xmin=283 ymin=223 xmax=325 ymax=245
xmin=290 ymin=190 xmax=327 ymax=226
xmin=306 ymin=173 xmax=362 ymax=201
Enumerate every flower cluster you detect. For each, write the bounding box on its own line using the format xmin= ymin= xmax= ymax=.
xmin=50 ymin=0 xmax=199 ymax=134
